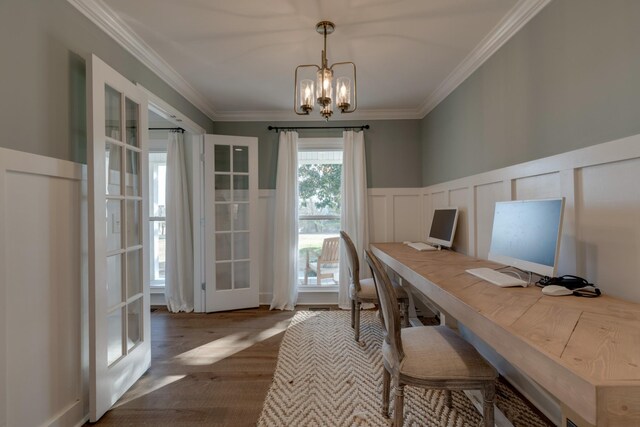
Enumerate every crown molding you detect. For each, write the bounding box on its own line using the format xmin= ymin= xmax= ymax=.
xmin=67 ymin=0 xmax=219 ymax=120
xmin=212 ymin=108 xmax=423 ymax=122
xmin=68 ymin=0 xmax=550 ymax=123
xmin=417 ymin=0 xmax=552 ymax=118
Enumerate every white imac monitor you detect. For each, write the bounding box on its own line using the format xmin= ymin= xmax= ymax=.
xmin=427 ymin=208 xmax=459 ymax=248
xmin=488 ymin=198 xmax=565 ymax=277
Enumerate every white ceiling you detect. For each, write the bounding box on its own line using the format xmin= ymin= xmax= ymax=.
xmin=77 ymin=0 xmax=549 ymax=121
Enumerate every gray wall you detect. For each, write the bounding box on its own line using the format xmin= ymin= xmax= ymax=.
xmin=421 ymin=0 xmax=640 ymax=186
xmin=0 ymin=0 xmax=214 ymax=164
xmin=213 ymin=120 xmax=422 ymax=189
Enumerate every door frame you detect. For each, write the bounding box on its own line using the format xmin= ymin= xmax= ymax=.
xmin=137 ymin=85 xmax=207 ymax=312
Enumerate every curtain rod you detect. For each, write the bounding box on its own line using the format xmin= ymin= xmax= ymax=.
xmin=268 ymin=125 xmax=369 ymax=132
xmin=149 ymin=127 xmax=185 ymax=133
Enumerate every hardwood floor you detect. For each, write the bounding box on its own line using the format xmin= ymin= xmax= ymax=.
xmin=88 ymin=306 xmax=297 ymax=426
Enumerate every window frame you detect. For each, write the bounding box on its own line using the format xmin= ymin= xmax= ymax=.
xmin=148 ymin=137 xmax=168 ymax=288
xmin=297 ymin=137 xmax=343 ymax=290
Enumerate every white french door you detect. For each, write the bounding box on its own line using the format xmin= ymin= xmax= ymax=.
xmin=87 ymin=54 xmax=151 ymax=421
xmin=204 ymin=135 xmax=259 ymax=312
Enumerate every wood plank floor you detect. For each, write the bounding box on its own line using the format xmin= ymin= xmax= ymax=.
xmin=88 ymin=306 xmax=297 ymax=426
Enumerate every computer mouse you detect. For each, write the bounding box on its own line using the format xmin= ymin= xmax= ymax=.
xmin=542 ymin=285 xmax=573 ymax=296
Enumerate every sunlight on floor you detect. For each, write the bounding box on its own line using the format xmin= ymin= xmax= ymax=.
xmin=172 ymin=319 xmax=292 ymax=366
xmin=112 ymin=375 xmax=186 ymax=408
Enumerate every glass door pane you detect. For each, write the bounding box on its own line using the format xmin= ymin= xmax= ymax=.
xmin=213 ymin=143 xmax=252 ymax=292
xmin=104 ymin=85 xmax=144 ymax=366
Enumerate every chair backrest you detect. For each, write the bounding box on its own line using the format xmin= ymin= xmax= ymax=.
xmin=318 ymin=237 xmax=340 ymax=263
xmin=365 ymin=249 xmax=404 ymax=362
xmin=340 ymin=231 xmax=360 ymax=292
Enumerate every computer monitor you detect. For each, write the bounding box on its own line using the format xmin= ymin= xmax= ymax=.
xmin=427 ymin=208 xmax=459 ymax=248
xmin=488 ymin=198 xmax=565 ymax=277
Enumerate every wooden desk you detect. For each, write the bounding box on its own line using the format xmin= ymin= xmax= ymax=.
xmin=371 ymin=243 xmax=640 ymax=427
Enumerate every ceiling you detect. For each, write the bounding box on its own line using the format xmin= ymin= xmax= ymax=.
xmin=77 ymin=0 xmax=549 ymax=121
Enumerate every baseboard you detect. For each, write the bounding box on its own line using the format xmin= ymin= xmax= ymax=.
xmin=260 ymin=291 xmax=340 ymax=306
xmin=150 ymin=292 xmax=165 ymax=306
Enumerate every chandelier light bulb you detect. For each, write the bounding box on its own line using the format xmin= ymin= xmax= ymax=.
xmin=299 ymin=79 xmax=314 ymax=113
xmin=336 ymin=76 xmax=351 ymax=111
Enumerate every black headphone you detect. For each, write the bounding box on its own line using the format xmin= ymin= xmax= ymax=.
xmin=537 ymin=275 xmax=601 ymax=298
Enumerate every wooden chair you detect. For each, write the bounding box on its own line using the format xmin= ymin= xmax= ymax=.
xmin=304 ymin=236 xmax=340 ymax=285
xmin=365 ymin=249 xmax=497 ymax=427
xmin=340 ymin=231 xmax=409 ymax=342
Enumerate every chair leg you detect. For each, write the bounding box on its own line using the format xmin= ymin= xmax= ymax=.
xmin=351 ymin=298 xmax=356 ymax=329
xmin=394 ymin=384 xmax=405 ymax=427
xmin=482 ymin=381 xmax=496 ymax=427
xmin=382 ymin=367 xmax=391 ymax=418
xmin=354 ymin=301 xmax=361 ymax=341
xmin=444 ymin=390 xmax=452 ymax=408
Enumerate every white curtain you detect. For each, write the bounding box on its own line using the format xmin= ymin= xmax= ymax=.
xmin=339 ymin=130 xmax=370 ymax=309
xmin=270 ymin=131 xmax=299 ymax=310
xmin=165 ymin=131 xmax=194 ymax=312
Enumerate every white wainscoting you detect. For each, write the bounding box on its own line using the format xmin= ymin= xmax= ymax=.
xmin=368 ymin=134 xmax=640 ymax=303
xmin=366 ymin=134 xmax=640 ymax=424
xmin=0 ymin=148 xmax=86 ymax=427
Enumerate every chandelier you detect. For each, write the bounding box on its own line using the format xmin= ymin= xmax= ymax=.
xmin=294 ymin=21 xmax=357 ymax=120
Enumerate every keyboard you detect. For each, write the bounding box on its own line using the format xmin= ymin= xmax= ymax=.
xmin=406 ymin=242 xmax=437 ymax=251
xmin=465 ymin=268 xmax=527 ymax=287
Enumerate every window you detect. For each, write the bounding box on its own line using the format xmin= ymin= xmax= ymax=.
xmin=298 ymin=138 xmax=343 ymax=288
xmin=149 ymin=151 xmax=166 ymax=287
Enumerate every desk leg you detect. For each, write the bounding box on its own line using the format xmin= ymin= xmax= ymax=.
xmin=397 ymin=277 xmax=421 ymax=327
xmin=439 ymin=310 xmax=459 ymax=331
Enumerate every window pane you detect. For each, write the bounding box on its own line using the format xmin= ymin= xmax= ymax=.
xmin=127 ymin=200 xmax=141 ymax=247
xmin=297 ymin=147 xmax=343 ymax=287
xmin=126 ymin=150 xmax=140 ymax=196
xmin=215 ymin=233 xmax=231 ymax=261
xmin=105 ymin=85 xmax=121 ymax=140
xmin=151 ymin=221 xmax=166 ymax=281
xmin=127 ymin=297 xmax=142 ymax=351
xmin=125 ymin=98 xmax=139 ymax=147
xmin=127 ymin=249 xmax=142 ymax=298
xmin=107 ymin=308 xmax=123 ymax=365
xmin=215 ymin=175 xmax=230 ymax=201
xmin=234 ymin=232 xmax=249 ymax=260
xmin=233 ymin=203 xmax=249 ymax=231
xmin=214 ymin=145 xmax=230 ymax=172
xmin=105 ymin=142 xmax=121 ymax=195
xmin=106 ymin=200 xmax=122 ymax=252
xmin=149 ymin=152 xmax=167 ymax=217
xmin=233 ymin=175 xmax=249 ymax=201
xmin=233 ymin=146 xmax=249 ymax=173
xmin=107 ymin=254 xmax=123 ymax=309
xmin=216 ymin=262 xmax=232 ymax=290
xmin=215 ymin=204 xmax=231 ymax=231
xmin=234 ymin=261 xmax=250 ymax=289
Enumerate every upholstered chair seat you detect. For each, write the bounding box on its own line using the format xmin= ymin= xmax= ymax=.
xmin=384 ymin=326 xmax=497 ymax=382
xmin=349 ymin=277 xmax=407 ymax=301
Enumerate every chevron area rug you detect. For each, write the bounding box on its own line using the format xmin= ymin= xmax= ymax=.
xmin=259 ymin=311 xmax=482 ymax=426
